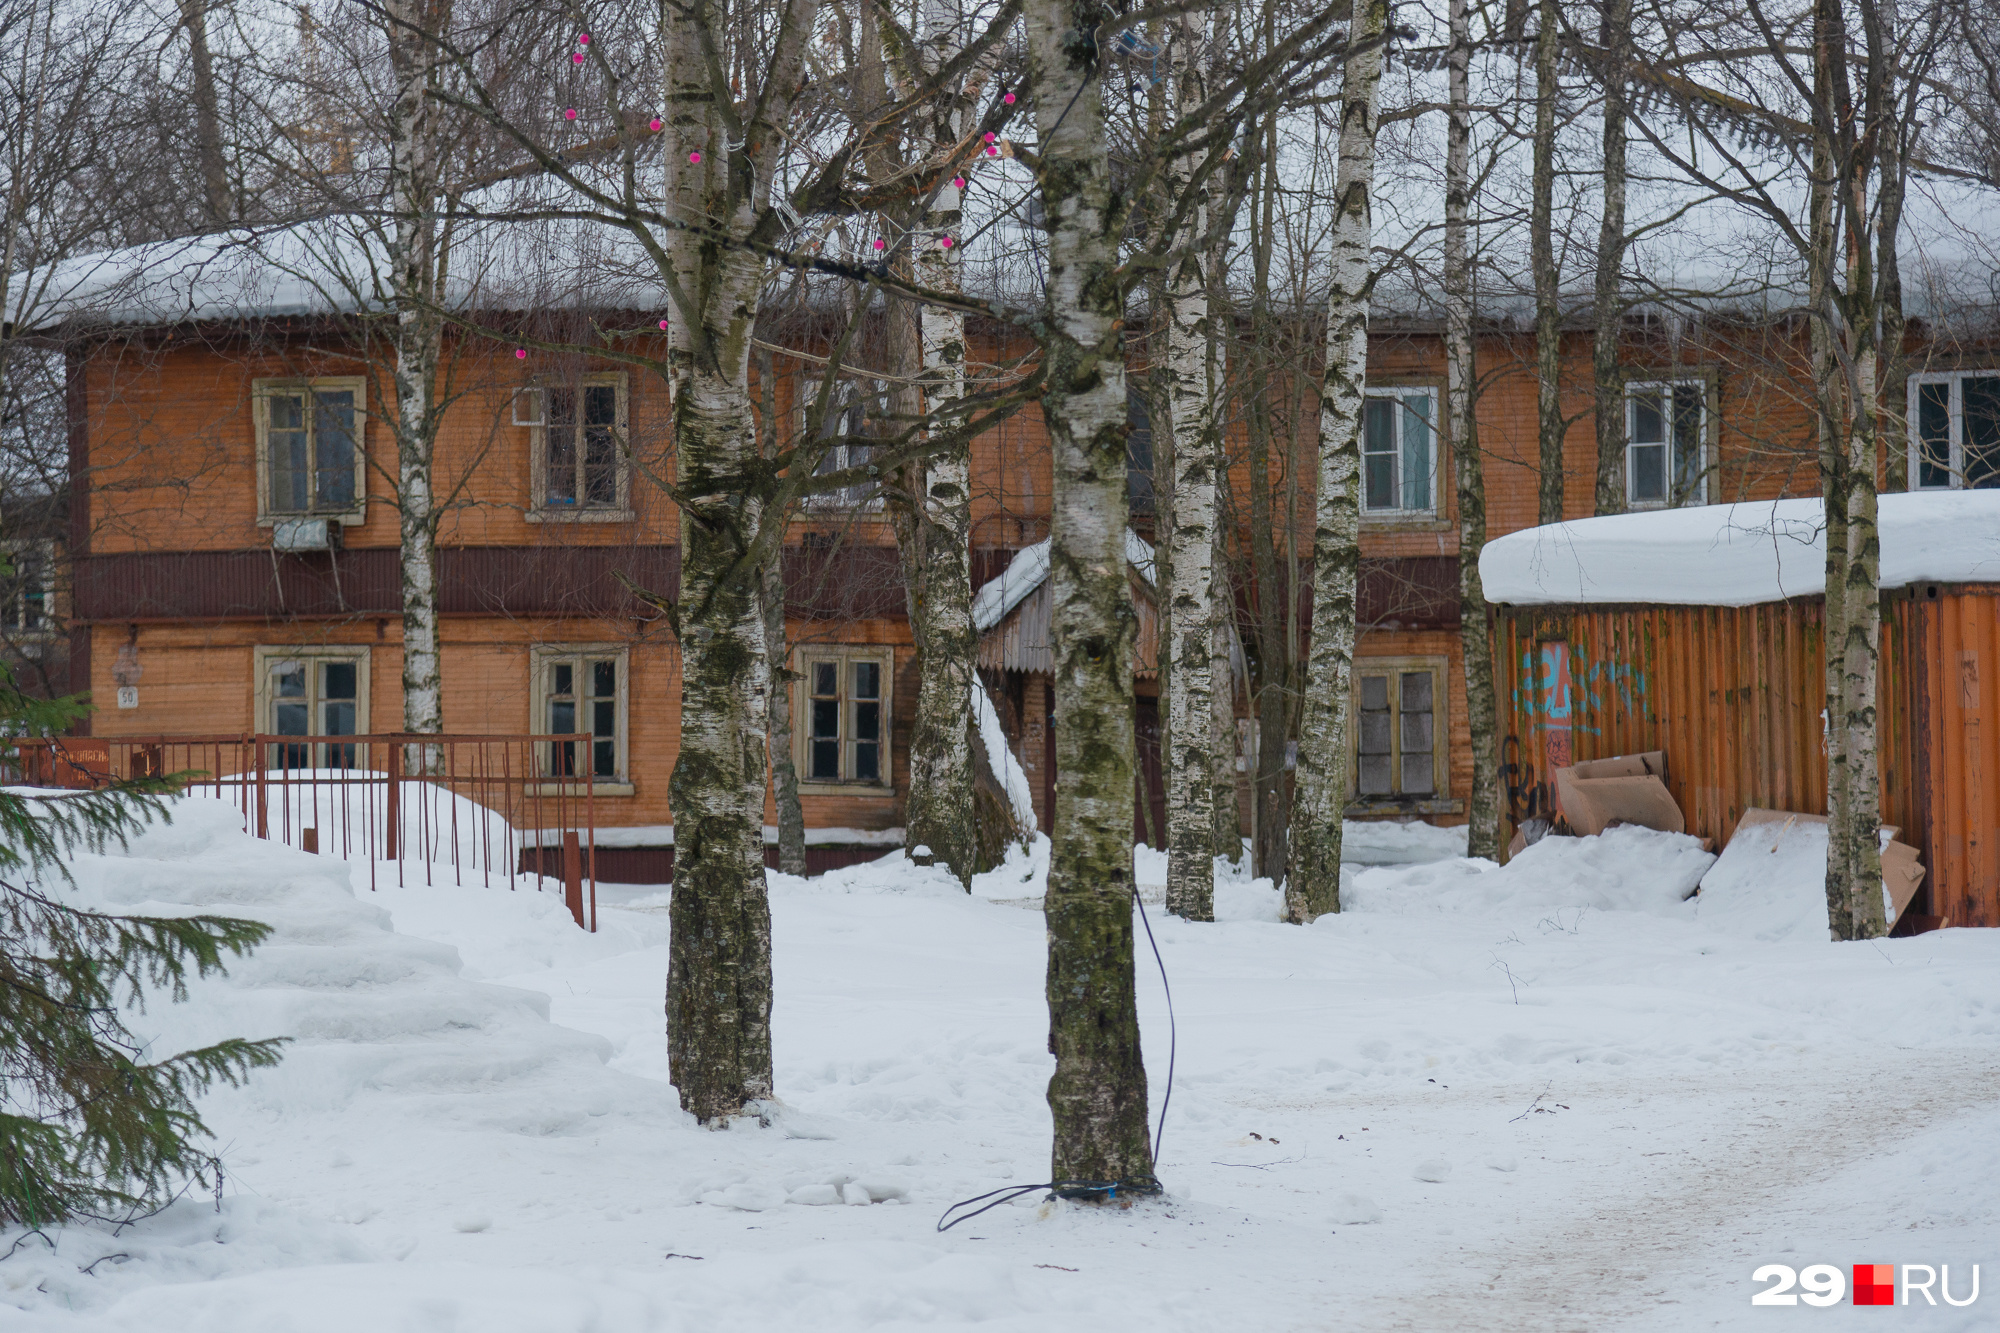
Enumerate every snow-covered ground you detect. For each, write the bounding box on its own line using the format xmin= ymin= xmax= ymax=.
xmin=5 ymin=798 xmax=1997 ymax=1331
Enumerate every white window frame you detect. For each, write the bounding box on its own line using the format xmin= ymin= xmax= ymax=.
xmin=1907 ymin=369 xmax=2000 ymax=491
xmin=1349 ymin=656 xmax=1448 ymax=805
xmin=1624 ymin=379 xmax=1708 ymax=508
xmin=0 ymin=539 xmax=56 ymax=651
xmin=794 ymin=646 xmax=894 ymax=790
xmin=529 ymin=643 xmax=633 ymax=794
xmin=252 ymin=645 xmax=370 ymax=769
xmin=252 ymin=377 xmax=368 ymax=525
xmin=524 ymin=373 xmax=633 ymax=521
xmin=801 ymin=379 xmax=888 ymax=512
xmin=1360 ymin=387 xmax=1440 ymax=518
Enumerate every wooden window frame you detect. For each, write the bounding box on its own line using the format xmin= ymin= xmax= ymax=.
xmin=1907 ymin=369 xmax=2000 ymax=492
xmin=523 ymin=372 xmax=634 ymax=522
xmin=252 ymin=377 xmax=368 ymax=526
xmin=793 ymin=645 xmax=895 ymax=793
xmin=253 ymin=645 xmax=371 ymax=768
xmin=1347 ymin=655 xmax=1452 ymax=815
xmin=1359 ymin=384 xmax=1443 ymax=524
xmin=528 ymin=643 xmax=634 ymax=795
xmin=1623 ymin=376 xmax=1712 ymax=509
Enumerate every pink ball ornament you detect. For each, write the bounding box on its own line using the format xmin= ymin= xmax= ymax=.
xmin=940 ymin=236 xmax=954 ymax=249
xmin=564 ymin=107 xmax=578 ymax=120
xmin=577 ymin=32 xmax=590 ymax=43
xmin=649 ymin=118 xmax=662 ymax=131
xmin=515 ymin=348 xmax=528 ymax=359
xmin=983 ymin=131 xmax=996 ymax=143
xmin=572 ymin=52 xmax=585 ymax=63
xmin=952 ymin=176 xmax=965 ymax=188
xmin=688 ymin=150 xmax=701 ymax=163
xmin=658 ymin=319 xmax=669 ymax=330
xmin=1003 ymin=92 xmax=1016 ymax=104
xmin=873 ymin=238 xmax=886 ymax=250
xmin=985 ymin=146 xmax=997 ymax=156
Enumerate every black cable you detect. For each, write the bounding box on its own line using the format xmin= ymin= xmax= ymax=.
xmin=1131 ymin=883 xmax=1175 ymax=1167
xmin=933 ymin=888 xmax=1179 ymax=1235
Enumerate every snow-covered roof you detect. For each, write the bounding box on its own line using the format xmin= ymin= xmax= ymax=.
xmin=970 ymin=528 xmax=1156 ymax=633
xmin=1479 ymin=492 xmax=2000 ymax=608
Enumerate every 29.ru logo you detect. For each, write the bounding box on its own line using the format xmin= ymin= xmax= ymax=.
xmin=1751 ymin=1264 xmax=1980 ymax=1307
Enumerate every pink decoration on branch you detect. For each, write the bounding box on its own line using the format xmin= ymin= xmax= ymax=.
xmin=873 ymin=238 xmax=886 ymax=250
xmin=983 ymin=131 xmax=996 ymax=142
xmin=649 ymin=118 xmax=662 ymax=131
xmin=952 ymin=176 xmax=965 ymax=188
xmin=688 ymin=151 xmax=701 ymax=163
xmin=515 ymin=348 xmax=528 ymax=359
xmin=572 ymin=52 xmax=585 ymax=63
xmin=577 ymin=32 xmax=590 ymax=43
xmin=564 ymin=108 xmax=578 ymax=120
xmin=659 ymin=319 xmax=669 ymax=329
xmin=985 ymin=146 xmax=997 ymax=156
xmin=940 ymin=237 xmax=954 ymax=249
xmin=1003 ymin=92 xmax=1015 ymax=104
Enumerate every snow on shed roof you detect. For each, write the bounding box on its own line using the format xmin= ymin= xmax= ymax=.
xmin=970 ymin=528 xmax=1155 ymax=633
xmin=1479 ymin=491 xmax=2000 ymax=608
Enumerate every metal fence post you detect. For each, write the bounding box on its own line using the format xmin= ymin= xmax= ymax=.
xmin=385 ymin=738 xmax=401 ymax=864
xmin=562 ymin=830 xmax=584 ymax=929
xmin=254 ymin=736 xmax=269 ymax=840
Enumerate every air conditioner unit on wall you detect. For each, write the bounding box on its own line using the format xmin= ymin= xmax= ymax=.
xmin=272 ymin=517 xmax=333 ymax=551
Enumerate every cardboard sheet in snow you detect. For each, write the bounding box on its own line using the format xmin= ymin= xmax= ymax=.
xmin=1696 ymin=809 xmax=1920 ymax=941
xmin=1480 ymin=492 xmax=2000 ymax=607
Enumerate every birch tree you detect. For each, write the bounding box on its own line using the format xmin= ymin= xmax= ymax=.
xmin=1589 ymin=0 xmax=1631 ymax=517
xmin=1285 ymin=0 xmax=1388 ymax=923
xmin=1529 ymin=0 xmax=1565 ymax=525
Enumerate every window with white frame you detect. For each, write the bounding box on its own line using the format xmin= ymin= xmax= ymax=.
xmin=1909 ymin=371 xmax=2000 ymax=491
xmin=796 ymin=648 xmax=892 ymax=785
xmin=803 ymin=380 xmax=886 ymax=510
xmin=1351 ymin=658 xmax=1447 ymax=801
xmin=254 ymin=646 xmax=369 ymax=770
xmin=1626 ymin=380 xmax=1706 ymax=506
xmin=518 ymin=374 xmax=630 ymax=516
xmin=254 ymin=378 xmax=366 ymax=522
xmin=0 ymin=542 xmax=54 ymax=646
xmin=1362 ymin=388 xmax=1438 ymax=516
xmin=531 ymin=645 xmax=628 ymax=783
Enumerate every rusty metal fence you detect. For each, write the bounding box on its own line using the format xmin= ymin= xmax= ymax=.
xmin=8 ymin=734 xmax=600 ymax=931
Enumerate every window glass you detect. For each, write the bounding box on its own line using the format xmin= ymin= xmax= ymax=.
xmin=1353 ymin=665 xmax=1443 ymax=801
xmin=1917 ymin=381 xmax=1952 ymax=488
xmin=1400 ymin=393 xmax=1433 ymax=512
xmin=541 ymin=382 xmax=623 ymax=509
xmin=265 ymin=654 xmax=363 ymax=770
xmin=268 ymin=393 xmax=310 ymax=512
xmin=801 ymin=654 xmax=890 ymax=783
xmin=1966 ymin=375 xmax=2000 ymax=491
xmin=1671 ymin=384 xmax=1704 ymax=500
xmin=852 ymin=661 xmax=881 ymax=782
xmin=543 ymin=653 xmax=621 ymax=778
xmin=809 ymin=382 xmax=883 ymax=509
xmin=1363 ymin=397 xmax=1397 ymax=511
xmin=1398 ymin=670 xmax=1434 ymax=794
xmin=546 ymin=389 xmax=579 ymax=505
xmin=313 ymin=390 xmax=357 ymax=509
xmin=1357 ymin=674 xmax=1392 ymax=795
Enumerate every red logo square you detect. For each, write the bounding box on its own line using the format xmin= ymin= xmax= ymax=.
xmin=1854 ymin=1264 xmax=1895 ymax=1305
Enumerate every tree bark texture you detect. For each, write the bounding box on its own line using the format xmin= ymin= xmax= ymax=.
xmin=179 ymin=0 xmax=231 ymax=225
xmin=384 ymin=0 xmax=445 ymax=744
xmin=900 ymin=12 xmax=977 ymax=885
xmin=1531 ymin=0 xmax=1565 ymax=526
xmin=658 ymin=0 xmax=811 ymax=1120
xmin=1027 ymin=0 xmax=1156 ymax=1191
xmin=1285 ymin=0 xmax=1386 ymax=923
xmin=1163 ymin=13 xmax=1217 ymax=922
xmin=1590 ymin=0 xmax=1631 ymax=518
xmin=1446 ymin=0 xmax=1502 ymax=861
xmin=760 ymin=349 xmax=806 ymax=877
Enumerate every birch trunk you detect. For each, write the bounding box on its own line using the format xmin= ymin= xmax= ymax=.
xmin=1531 ymin=0 xmax=1565 ymax=525
xmin=384 ymin=0 xmax=443 ymax=746
xmin=901 ymin=6 xmax=976 ymax=884
xmin=1590 ymin=0 xmax=1631 ymax=517
xmin=1027 ymin=0 xmax=1155 ymax=1191
xmin=1285 ymin=0 xmax=1386 ymax=922
xmin=658 ymin=0 xmax=809 ymax=1121
xmin=1808 ymin=108 xmax=1852 ymax=939
xmin=1446 ymin=0 xmax=1501 ymax=861
xmin=761 ymin=349 xmax=805 ymax=877
xmin=1211 ymin=471 xmax=1240 ymax=868
xmin=1839 ymin=347 xmax=1886 ymax=940
xmin=1163 ymin=12 xmax=1217 ymax=922
xmin=179 ymin=0 xmax=230 ymax=225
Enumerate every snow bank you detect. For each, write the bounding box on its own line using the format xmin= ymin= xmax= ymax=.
xmin=968 ymin=529 xmax=1157 ymax=633
xmin=1479 ymin=491 xmax=2000 ymax=607
xmin=1342 ymin=819 xmax=1469 ymax=864
xmin=1346 ymin=825 xmax=1713 ymax=917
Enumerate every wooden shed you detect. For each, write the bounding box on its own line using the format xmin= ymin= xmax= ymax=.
xmin=1481 ymin=493 xmax=2000 ymax=928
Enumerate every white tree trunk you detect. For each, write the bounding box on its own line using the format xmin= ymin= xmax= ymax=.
xmin=1284 ymin=0 xmax=1386 ymax=923
xmin=1163 ymin=13 xmax=1217 ymax=922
